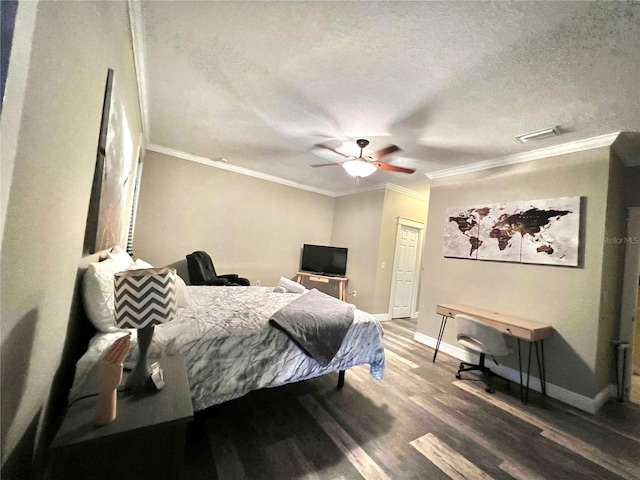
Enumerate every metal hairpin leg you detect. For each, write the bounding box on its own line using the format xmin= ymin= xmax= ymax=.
xmin=518 ymin=339 xmax=523 ymax=402
xmin=433 ymin=315 xmax=448 ymax=362
xmin=525 ymin=340 xmax=533 ymax=404
xmin=518 ymin=339 xmax=546 ymax=405
xmin=535 ymin=340 xmax=547 ymax=395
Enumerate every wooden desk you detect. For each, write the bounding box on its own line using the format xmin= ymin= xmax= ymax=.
xmin=50 ymin=355 xmax=193 ymax=480
xmin=434 ymin=303 xmax=554 ymax=404
xmin=295 ymin=272 xmax=349 ymax=301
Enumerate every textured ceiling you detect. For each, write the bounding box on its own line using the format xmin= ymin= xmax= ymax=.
xmin=138 ymin=1 xmax=640 ymax=194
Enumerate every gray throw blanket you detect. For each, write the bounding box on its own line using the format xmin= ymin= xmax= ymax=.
xmin=269 ymin=289 xmax=355 ymax=366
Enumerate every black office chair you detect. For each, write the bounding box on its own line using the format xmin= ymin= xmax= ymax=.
xmin=185 ymin=251 xmax=250 ymax=286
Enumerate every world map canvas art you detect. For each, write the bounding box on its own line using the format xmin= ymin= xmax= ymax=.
xmin=443 ymin=196 xmax=581 ymax=267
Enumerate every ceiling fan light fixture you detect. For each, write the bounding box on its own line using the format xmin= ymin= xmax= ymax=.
xmin=515 ymin=126 xmax=560 ymax=143
xmin=342 ymin=158 xmax=377 ymax=178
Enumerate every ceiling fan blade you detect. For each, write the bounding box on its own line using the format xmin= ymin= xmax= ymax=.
xmin=313 ymin=143 xmax=351 ymax=159
xmin=374 ymin=162 xmax=415 ymax=174
xmin=311 ymin=162 xmax=343 ymax=167
xmin=371 ymin=144 xmax=401 ymax=161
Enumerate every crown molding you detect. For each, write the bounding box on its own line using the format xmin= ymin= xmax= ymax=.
xmin=128 ymin=0 xmax=150 ymax=139
xmin=148 ymin=145 xmax=431 ymax=200
xmin=332 ymin=182 xmax=426 ymax=200
xmin=333 ymin=181 xmax=388 ymax=197
xmin=384 ymin=183 xmax=430 ymax=201
xmin=148 ymin=134 xmax=614 ymax=199
xmin=146 ymin=144 xmax=338 ymax=197
xmin=425 ymin=132 xmax=620 ymax=180
xmin=150 ymin=134 xmax=619 ymax=197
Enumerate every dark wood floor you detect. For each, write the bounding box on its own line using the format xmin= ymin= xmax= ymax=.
xmin=182 ymin=319 xmax=640 ymax=480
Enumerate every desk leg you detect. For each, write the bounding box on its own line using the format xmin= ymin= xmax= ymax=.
xmin=524 ymin=341 xmax=533 ymax=405
xmin=535 ymin=340 xmax=547 ymax=396
xmin=517 ymin=339 xmax=534 ymax=405
xmin=433 ymin=315 xmax=448 ymax=362
xmin=517 ymin=339 xmax=524 ymax=403
xmin=518 ymin=340 xmax=547 ymax=405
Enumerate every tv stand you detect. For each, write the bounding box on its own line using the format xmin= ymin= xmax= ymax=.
xmin=295 ymin=272 xmax=349 ymax=301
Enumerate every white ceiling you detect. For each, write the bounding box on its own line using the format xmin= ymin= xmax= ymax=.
xmin=135 ymin=1 xmax=640 ymax=195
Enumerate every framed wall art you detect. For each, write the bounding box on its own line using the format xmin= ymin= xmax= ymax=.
xmin=443 ymin=196 xmax=581 ymax=267
xmin=83 ymin=69 xmax=134 ymax=254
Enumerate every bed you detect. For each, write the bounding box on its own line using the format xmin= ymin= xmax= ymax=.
xmin=71 ymin=268 xmax=385 ymax=411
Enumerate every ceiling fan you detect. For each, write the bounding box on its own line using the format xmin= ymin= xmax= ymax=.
xmin=312 ymin=138 xmax=415 ymax=178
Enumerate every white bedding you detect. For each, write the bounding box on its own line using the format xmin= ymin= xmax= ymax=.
xmin=71 ymin=286 xmax=385 ymax=411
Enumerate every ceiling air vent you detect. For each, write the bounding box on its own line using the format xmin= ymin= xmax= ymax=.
xmin=516 ymin=126 xmax=560 ymax=143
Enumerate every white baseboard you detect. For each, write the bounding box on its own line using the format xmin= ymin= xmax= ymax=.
xmin=413 ymin=332 xmax=614 ymax=414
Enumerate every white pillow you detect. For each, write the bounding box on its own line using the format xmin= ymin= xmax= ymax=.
xmin=107 ymin=246 xmax=133 ymax=269
xmin=128 ymin=258 xmax=153 ymax=270
xmin=174 ymin=274 xmax=191 ymax=308
xmin=278 ymin=277 xmax=308 ymax=294
xmin=82 ymin=258 xmax=129 ymax=333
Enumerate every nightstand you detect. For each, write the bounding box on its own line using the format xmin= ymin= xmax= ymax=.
xmin=50 ymin=355 xmax=193 ymax=480
xmin=295 ymin=272 xmax=349 ymax=300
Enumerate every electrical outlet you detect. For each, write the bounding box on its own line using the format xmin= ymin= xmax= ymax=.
xmin=351 ymin=290 xmax=357 ymax=297
xmin=256 ymin=280 xmax=261 ymax=286
xmin=381 ymin=261 xmax=385 ymax=269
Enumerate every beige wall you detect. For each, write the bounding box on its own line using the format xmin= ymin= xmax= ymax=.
xmin=133 ymin=151 xmax=335 ymax=286
xmin=330 ymin=187 xmax=429 ymax=314
xmin=331 ymin=190 xmax=385 ymax=312
xmin=135 ymin=155 xmax=430 ymax=317
xmin=374 ymin=188 xmax=429 ymax=314
xmin=0 ymin=1 xmax=142 ymax=472
xmin=417 ymin=147 xmax=613 ymax=399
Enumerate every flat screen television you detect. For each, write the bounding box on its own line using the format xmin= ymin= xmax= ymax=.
xmin=300 ymin=244 xmax=348 ymax=277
